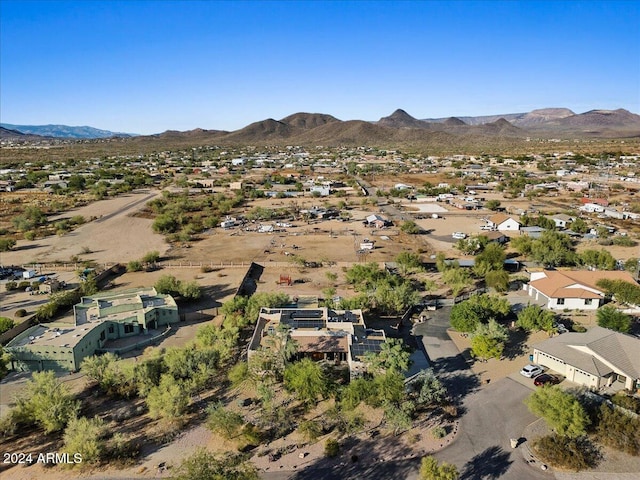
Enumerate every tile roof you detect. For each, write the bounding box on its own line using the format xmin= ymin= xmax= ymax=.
xmin=488 ymin=213 xmax=518 ymax=225
xmin=293 ymin=335 xmax=348 ymax=353
xmin=535 ymin=326 xmax=640 ymax=379
xmin=529 ymin=270 xmax=637 ymax=299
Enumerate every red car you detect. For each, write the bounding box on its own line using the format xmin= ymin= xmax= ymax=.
xmin=534 ymin=374 xmax=560 ymax=387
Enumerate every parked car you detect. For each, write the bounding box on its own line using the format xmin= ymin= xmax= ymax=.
xmin=534 ymin=374 xmax=560 ymax=387
xmin=452 ymin=232 xmax=467 ymax=239
xmin=553 ymin=322 xmax=569 ymax=334
xmin=520 ymin=364 xmax=544 ymax=378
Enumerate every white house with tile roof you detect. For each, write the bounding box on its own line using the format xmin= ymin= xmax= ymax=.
xmin=486 ymin=213 xmax=521 ymax=231
xmin=525 ymin=269 xmax=638 ymax=310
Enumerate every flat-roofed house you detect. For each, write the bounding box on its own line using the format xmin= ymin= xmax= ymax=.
xmin=532 ymin=326 xmax=640 ymax=391
xmin=6 ymin=288 xmax=179 ymax=372
xmin=525 ymin=270 xmax=638 ymax=310
xmin=247 ymin=307 xmax=386 ymax=378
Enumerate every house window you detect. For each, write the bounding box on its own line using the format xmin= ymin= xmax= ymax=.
xmin=584 ymin=299 xmax=592 ymax=305
xmin=100 ymin=331 xmax=106 ymax=340
xmin=124 ymin=324 xmax=134 ymax=334
xmin=557 ymin=298 xmax=565 ymax=305
xmin=108 ymin=325 xmax=114 ymax=334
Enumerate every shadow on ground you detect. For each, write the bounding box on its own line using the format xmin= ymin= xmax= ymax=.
xmin=460 ymin=445 xmax=513 ymax=480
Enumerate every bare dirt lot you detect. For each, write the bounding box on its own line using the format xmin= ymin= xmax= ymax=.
xmin=0 ymin=190 xmax=168 ymax=266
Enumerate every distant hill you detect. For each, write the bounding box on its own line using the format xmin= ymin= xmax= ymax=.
xmin=6 ymin=106 xmax=638 ymax=153
xmin=0 ymin=123 xmax=137 ymax=139
xmin=0 ymin=126 xmax=47 ymax=141
xmin=378 ymin=109 xmax=429 ymax=129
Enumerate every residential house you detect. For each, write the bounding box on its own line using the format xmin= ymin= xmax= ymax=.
xmin=552 ymin=214 xmax=574 ymax=229
xmin=365 ymin=214 xmax=388 ymax=229
xmin=247 ymin=307 xmax=386 ymax=378
xmin=479 ymin=231 xmax=509 ymax=244
xmin=532 ymin=326 xmax=640 ymax=391
xmin=525 ymin=270 xmax=638 ymax=310
xmin=486 ymin=214 xmax=521 ymax=231
xmin=6 ymin=288 xmax=179 ymax=372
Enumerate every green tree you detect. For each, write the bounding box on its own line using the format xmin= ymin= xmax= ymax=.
xmin=146 ymin=374 xmax=190 ymax=422
xmin=485 ymin=269 xmax=510 ymax=292
xmin=206 ymin=402 xmax=244 ymax=439
xmin=470 ymin=334 xmax=504 ymax=360
xmin=569 ymin=217 xmax=588 ymax=234
xmin=441 ymin=267 xmax=473 ymax=297
xmin=532 ymin=231 xmax=577 ymax=267
xmin=395 ymin=251 xmax=422 ymax=274
xmin=419 ymin=455 xmax=459 ymax=480
xmin=0 ymin=238 xmax=16 ymax=251
xmin=450 ymin=295 xmax=510 ymax=333
xmin=485 ymin=199 xmax=501 ymax=211
xmin=284 ymin=358 xmax=328 ymax=407
xmin=516 ymin=304 xmax=556 ymax=333
xmin=364 ymin=338 xmax=412 ymax=373
xmin=17 ymin=371 xmax=80 ymax=433
xmin=406 ymin=369 xmax=447 ymax=406
xmin=596 ymin=279 xmax=640 ymax=306
xmin=525 ymin=386 xmax=590 ymax=437
xmin=401 ymin=220 xmax=421 ymax=234
xmin=472 ymin=318 xmax=509 ymax=342
xmin=0 ymin=317 xmax=15 ymax=334
xmin=596 ymin=306 xmax=632 ymax=333
xmin=180 ymin=280 xmax=202 ymax=300
xmin=173 ymin=448 xmax=259 ymax=480
xmin=63 ymin=416 xmax=106 ymax=464
xmin=473 ymin=243 xmax=506 ymax=276
xmin=154 ymin=274 xmax=182 ymax=296
xmin=578 ymin=249 xmax=617 ymax=270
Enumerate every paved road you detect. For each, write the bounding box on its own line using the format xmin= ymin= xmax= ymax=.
xmin=413 ymin=309 xmax=550 ymax=480
xmin=262 ymin=310 xmax=551 ymax=480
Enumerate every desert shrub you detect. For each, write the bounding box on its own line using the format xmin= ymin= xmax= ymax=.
xmin=613 ymin=236 xmax=637 ymax=247
xmin=611 ymin=392 xmax=640 ymax=414
xmin=0 ymin=317 xmax=15 ymax=334
xmin=572 ymin=324 xmax=587 ymax=333
xmin=5 ymin=281 xmax=18 ymax=291
xmin=24 ymin=231 xmax=36 ymax=241
xmin=324 ymin=438 xmax=340 ymax=457
xmin=533 ymin=434 xmax=600 ymax=470
xmin=17 ymin=281 xmax=31 ymax=290
xmin=14 ymin=308 xmax=27 ymax=317
xmin=206 ymin=402 xmax=244 ymax=439
xmin=596 ymin=403 xmax=640 ymax=455
xmin=127 ymin=260 xmax=143 ymax=272
xmin=298 ymin=420 xmax=323 ymax=442
xmin=228 ymin=362 xmax=249 ymax=387
xmin=63 ymin=416 xmax=107 ymax=464
xmin=201 ymin=265 xmax=215 ymax=273
xmin=431 ymin=426 xmax=447 ymax=439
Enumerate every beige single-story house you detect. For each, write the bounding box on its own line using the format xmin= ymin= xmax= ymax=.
xmin=525 ymin=270 xmax=638 ymax=310
xmin=532 ymin=326 xmax=640 ymax=391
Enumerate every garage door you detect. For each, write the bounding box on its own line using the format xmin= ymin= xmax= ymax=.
xmin=535 ymin=351 xmax=566 ymax=375
xmin=573 ymin=369 xmax=593 ymax=387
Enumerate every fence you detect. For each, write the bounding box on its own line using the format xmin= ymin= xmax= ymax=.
xmin=96 ymin=325 xmax=173 ymax=356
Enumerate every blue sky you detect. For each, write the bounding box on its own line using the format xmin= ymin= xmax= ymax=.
xmin=1 ymin=0 xmax=638 ymax=134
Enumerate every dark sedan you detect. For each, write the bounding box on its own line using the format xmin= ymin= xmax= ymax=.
xmin=534 ymin=374 xmax=560 ymax=387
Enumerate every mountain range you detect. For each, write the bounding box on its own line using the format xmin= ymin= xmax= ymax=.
xmin=2 ymin=109 xmax=639 ymax=148
xmin=0 ymin=123 xmax=135 ymax=139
